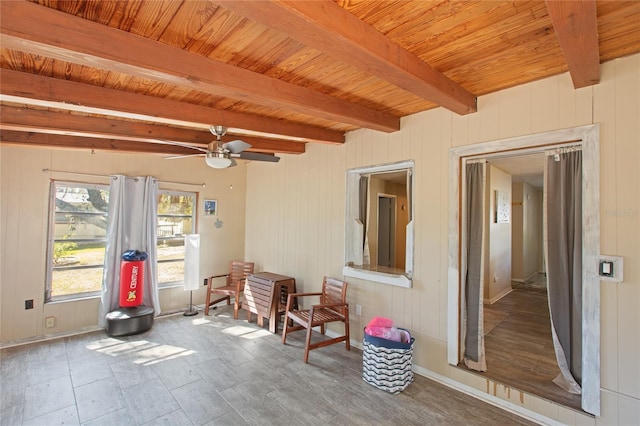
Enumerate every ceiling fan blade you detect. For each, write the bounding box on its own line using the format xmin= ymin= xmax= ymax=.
xmin=236 ymin=152 xmax=280 ymax=163
xmin=222 ymin=139 xmax=251 ymax=154
xmin=149 ymin=140 xmax=208 ymax=152
xmin=165 ymin=153 xmax=205 ymax=160
xmin=229 ymin=158 xmax=238 ymax=167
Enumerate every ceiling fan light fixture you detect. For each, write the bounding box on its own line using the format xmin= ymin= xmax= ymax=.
xmin=205 ymin=151 xmax=233 ymax=169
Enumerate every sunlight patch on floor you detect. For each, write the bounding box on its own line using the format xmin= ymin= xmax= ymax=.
xmin=86 ymin=337 xmax=195 ymax=365
xmin=221 ymin=325 xmax=272 ymax=339
xmin=191 ymin=317 xmax=212 ymax=325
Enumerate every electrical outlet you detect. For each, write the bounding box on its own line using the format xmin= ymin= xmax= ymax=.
xmin=45 ymin=316 xmax=56 ymax=328
xmin=356 ymin=304 xmax=362 ymax=316
xmin=25 ymin=299 xmax=34 ymax=310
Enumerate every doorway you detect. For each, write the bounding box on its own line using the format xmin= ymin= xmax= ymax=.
xmin=479 ymin=154 xmax=581 ymax=410
xmin=447 ymin=124 xmax=601 ymax=415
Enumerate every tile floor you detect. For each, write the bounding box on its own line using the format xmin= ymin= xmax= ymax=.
xmin=1 ymin=305 xmax=536 ymax=425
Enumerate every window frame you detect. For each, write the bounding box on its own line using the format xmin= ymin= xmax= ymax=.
xmin=45 ymin=183 xmax=198 ymax=302
xmin=46 ymin=180 xmax=110 ymax=302
xmin=156 ymin=189 xmax=196 ymax=288
xmin=343 ymin=160 xmax=414 ymax=288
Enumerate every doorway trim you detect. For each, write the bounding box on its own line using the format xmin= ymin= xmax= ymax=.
xmin=446 ymin=124 xmax=600 ymax=415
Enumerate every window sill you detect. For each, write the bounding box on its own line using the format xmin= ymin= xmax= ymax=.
xmin=46 ymin=283 xmax=186 ymax=304
xmin=342 ymin=266 xmax=412 ymax=288
xmin=46 ymin=293 xmax=101 ymax=304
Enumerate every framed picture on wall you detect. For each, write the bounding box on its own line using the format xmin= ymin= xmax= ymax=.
xmin=495 ymin=190 xmax=510 ymax=223
xmin=204 ymin=199 xmax=217 ymax=216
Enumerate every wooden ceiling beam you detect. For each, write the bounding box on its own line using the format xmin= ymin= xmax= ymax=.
xmin=0 ymin=105 xmax=306 ymax=155
xmin=0 ymin=130 xmax=198 ymax=156
xmin=226 ymin=135 xmax=305 ymax=155
xmin=0 ymin=1 xmax=399 ymax=133
xmin=546 ymin=0 xmax=600 ymax=88
xmin=0 ymin=69 xmax=342 ymax=146
xmin=216 ymin=0 xmax=477 ymax=115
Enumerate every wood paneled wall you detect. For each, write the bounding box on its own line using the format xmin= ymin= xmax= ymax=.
xmin=0 ymin=149 xmax=248 ymax=343
xmin=245 ymin=53 xmax=640 ymax=425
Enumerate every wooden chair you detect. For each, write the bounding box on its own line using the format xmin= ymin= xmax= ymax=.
xmin=282 ymin=277 xmax=350 ymax=363
xmin=205 ymin=261 xmax=254 ymax=319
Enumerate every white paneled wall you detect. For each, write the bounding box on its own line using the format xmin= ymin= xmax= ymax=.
xmin=246 ymin=54 xmax=640 ymax=424
xmin=0 ymin=148 xmax=247 ymax=343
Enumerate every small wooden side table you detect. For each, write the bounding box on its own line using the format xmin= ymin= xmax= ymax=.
xmin=243 ymin=272 xmax=296 ymax=333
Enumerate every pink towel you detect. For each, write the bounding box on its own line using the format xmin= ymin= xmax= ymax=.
xmin=365 ymin=317 xmax=402 ymax=342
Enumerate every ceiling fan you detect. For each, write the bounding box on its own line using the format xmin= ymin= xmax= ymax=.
xmin=168 ymin=125 xmax=280 ymax=169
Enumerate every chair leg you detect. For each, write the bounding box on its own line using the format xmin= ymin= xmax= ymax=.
xmin=204 ymin=285 xmax=211 ymax=316
xmin=303 ymin=323 xmax=313 ymax=363
xmin=344 ymin=324 xmax=351 ymax=351
xmin=282 ymin=317 xmax=289 ymax=344
xmin=233 ymin=297 xmax=240 ymax=319
xmin=344 ymin=311 xmax=350 ymax=351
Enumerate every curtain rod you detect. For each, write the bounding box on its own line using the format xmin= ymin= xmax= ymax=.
xmin=42 ymin=168 xmax=205 ymax=188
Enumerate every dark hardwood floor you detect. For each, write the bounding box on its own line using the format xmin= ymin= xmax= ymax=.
xmin=460 ymin=274 xmax=583 ymax=412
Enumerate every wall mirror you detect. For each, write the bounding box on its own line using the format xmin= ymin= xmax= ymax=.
xmin=343 ymin=160 xmax=414 ymax=287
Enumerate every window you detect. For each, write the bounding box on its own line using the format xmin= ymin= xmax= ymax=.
xmin=47 ymin=182 xmax=110 ymax=300
xmin=157 ymin=190 xmax=196 ymax=286
xmin=343 ymin=160 xmax=414 ymax=287
xmin=46 ymin=183 xmax=196 ymax=301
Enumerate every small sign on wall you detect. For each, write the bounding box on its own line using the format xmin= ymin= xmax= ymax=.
xmin=494 ymin=190 xmax=510 ymax=223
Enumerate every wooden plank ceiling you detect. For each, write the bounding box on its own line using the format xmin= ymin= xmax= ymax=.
xmin=1 ymin=0 xmax=639 ymax=161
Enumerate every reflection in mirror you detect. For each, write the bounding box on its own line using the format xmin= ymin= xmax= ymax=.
xmin=344 ymin=161 xmax=413 ymax=287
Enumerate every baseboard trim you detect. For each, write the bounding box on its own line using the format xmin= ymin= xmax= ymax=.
xmin=0 ymin=325 xmax=103 ymax=349
xmin=0 ymin=310 xmax=185 ymax=349
xmin=513 ymin=272 xmax=543 ymax=284
xmin=484 ymin=286 xmax=513 ymax=305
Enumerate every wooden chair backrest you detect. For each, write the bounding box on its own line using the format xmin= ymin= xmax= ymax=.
xmin=229 ymin=261 xmax=254 ymax=284
xmin=321 ymin=277 xmax=348 ymax=315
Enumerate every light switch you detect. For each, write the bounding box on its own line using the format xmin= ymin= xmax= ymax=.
xmin=599 ymin=261 xmax=613 ymax=277
xmin=598 ymin=255 xmax=623 ymax=282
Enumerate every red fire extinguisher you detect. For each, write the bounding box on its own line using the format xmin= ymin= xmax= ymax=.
xmin=119 ymin=250 xmax=148 ymax=308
